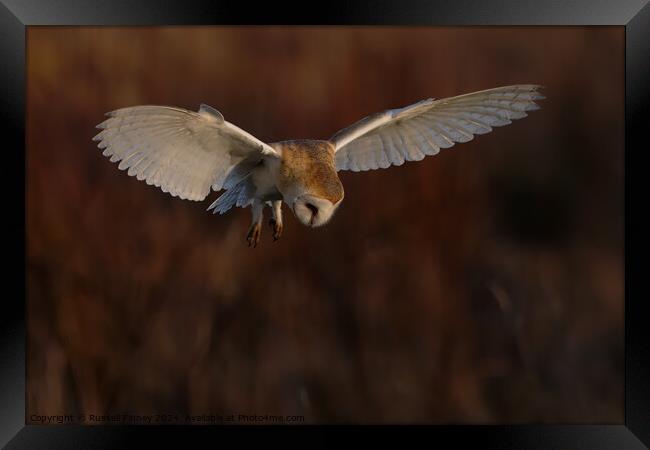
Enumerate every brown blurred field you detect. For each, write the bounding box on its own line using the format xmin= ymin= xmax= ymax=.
xmin=26 ymin=26 xmax=624 ymax=424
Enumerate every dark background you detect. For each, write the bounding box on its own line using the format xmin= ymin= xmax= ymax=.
xmin=26 ymin=26 xmax=623 ymax=424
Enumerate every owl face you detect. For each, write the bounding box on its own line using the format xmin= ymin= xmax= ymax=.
xmin=292 ymin=193 xmax=343 ymax=227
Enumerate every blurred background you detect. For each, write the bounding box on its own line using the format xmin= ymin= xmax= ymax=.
xmin=26 ymin=26 xmax=623 ymax=423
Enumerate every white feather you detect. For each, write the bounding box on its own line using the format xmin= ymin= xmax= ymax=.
xmin=94 ymin=104 xmax=279 ymax=202
xmin=331 ymin=85 xmax=544 ymax=172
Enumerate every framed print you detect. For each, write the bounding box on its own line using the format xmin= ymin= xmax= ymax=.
xmin=1 ymin=0 xmax=648 ymax=448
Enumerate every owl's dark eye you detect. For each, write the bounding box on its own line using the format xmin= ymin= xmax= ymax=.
xmin=305 ymin=203 xmax=318 ymax=216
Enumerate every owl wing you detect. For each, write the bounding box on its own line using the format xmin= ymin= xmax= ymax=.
xmin=93 ymin=104 xmax=279 ymax=201
xmin=330 ymin=85 xmax=544 ymax=172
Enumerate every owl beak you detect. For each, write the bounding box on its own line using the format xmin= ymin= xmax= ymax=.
xmin=305 ymin=203 xmax=318 ymax=226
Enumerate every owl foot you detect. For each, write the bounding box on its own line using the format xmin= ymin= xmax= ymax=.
xmin=269 ymin=218 xmax=283 ymax=241
xmin=247 ymin=222 xmax=262 ymax=248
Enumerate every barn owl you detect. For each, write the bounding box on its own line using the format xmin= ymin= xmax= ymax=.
xmin=94 ymin=84 xmax=544 ymax=247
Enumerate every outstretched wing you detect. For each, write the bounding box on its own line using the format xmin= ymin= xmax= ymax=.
xmin=330 ymin=85 xmax=544 ymax=172
xmin=93 ymin=104 xmax=279 ymax=201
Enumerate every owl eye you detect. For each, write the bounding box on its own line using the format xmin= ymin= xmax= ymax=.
xmin=305 ymin=203 xmax=318 ymax=216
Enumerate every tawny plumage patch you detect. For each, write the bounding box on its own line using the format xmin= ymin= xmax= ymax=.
xmin=94 ymin=85 xmax=544 ymax=246
xmin=275 ymin=140 xmax=344 ymax=205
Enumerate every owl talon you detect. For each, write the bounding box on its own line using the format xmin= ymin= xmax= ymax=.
xmin=269 ymin=218 xmax=283 ymax=241
xmin=247 ymin=222 xmax=262 ymax=248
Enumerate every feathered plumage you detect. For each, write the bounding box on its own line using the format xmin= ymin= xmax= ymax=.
xmin=94 ymin=84 xmax=544 ymax=246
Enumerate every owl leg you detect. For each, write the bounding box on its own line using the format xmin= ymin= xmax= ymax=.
xmin=268 ymin=200 xmax=283 ymax=241
xmin=246 ymin=200 xmax=263 ymax=248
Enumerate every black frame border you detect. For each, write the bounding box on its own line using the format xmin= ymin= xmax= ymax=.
xmin=1 ymin=1 xmax=648 ymax=448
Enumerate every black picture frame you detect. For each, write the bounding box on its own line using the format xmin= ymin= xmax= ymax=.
xmin=1 ymin=0 xmax=648 ymax=448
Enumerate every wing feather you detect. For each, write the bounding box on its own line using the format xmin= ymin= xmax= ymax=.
xmin=331 ymin=85 xmax=544 ymax=171
xmin=94 ymin=105 xmax=278 ymax=201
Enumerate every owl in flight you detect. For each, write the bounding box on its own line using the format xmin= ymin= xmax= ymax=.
xmin=94 ymin=85 xmax=543 ymax=247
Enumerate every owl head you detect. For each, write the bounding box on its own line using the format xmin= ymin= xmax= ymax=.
xmin=276 ymin=140 xmax=345 ymax=227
